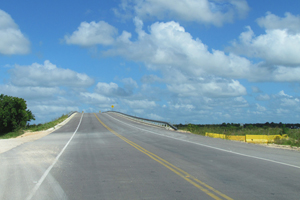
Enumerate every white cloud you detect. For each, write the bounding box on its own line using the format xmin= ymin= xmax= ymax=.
xmin=276 ymin=108 xmax=289 ymax=114
xmin=167 ymin=78 xmax=246 ymax=97
xmin=256 ymin=94 xmax=270 ymax=101
xmin=31 ymin=105 xmax=78 ymax=114
xmin=110 ymin=19 xmax=252 ymax=79
xmin=10 ymin=60 xmax=94 ymax=87
xmin=256 ymin=103 xmax=266 ymax=112
xmin=0 ymin=9 xmax=30 ymax=55
xmin=123 ymin=99 xmax=156 ymax=109
xmin=141 ymin=74 xmax=162 ymax=83
xmin=105 ymin=19 xmax=251 ymax=97
xmin=169 ymin=103 xmax=195 ymax=111
xmin=115 ymin=0 xmax=249 ymax=26
xmin=281 ymin=98 xmax=300 ymax=107
xmin=95 ymin=78 xmax=137 ymax=97
xmin=251 ymin=86 xmax=261 ymax=93
xmin=0 ymin=84 xmax=62 ymax=100
xmin=257 ymin=12 xmax=300 ymax=34
xmin=64 ymin=21 xmax=117 ymax=46
xmin=278 ymin=90 xmax=292 ymax=98
xmin=122 ymin=77 xmax=138 ymax=89
xmin=80 ymin=92 xmax=115 ymax=105
xmin=230 ymin=26 xmax=300 ymax=66
xmin=227 ymin=12 xmax=300 ymax=82
xmin=95 ymin=82 xmax=129 ymax=97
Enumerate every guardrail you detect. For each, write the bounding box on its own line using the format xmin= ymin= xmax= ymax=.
xmin=105 ymin=111 xmax=177 ymax=131
xmin=68 ymin=111 xmax=78 ymax=117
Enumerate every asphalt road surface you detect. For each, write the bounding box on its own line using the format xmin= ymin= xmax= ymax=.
xmin=1 ymin=112 xmax=300 ymax=200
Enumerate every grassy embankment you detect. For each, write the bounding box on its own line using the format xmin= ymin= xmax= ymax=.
xmin=0 ymin=114 xmax=69 ymax=139
xmin=176 ymin=124 xmax=300 ymax=147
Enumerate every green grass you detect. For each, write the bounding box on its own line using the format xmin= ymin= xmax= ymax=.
xmin=176 ymin=124 xmax=300 ymax=147
xmin=0 ymin=114 xmax=69 ymax=139
xmin=0 ymin=129 xmax=25 ymax=139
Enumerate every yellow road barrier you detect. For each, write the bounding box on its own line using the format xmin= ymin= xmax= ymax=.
xmin=226 ymin=135 xmax=245 ymax=142
xmin=205 ymin=133 xmax=287 ymax=144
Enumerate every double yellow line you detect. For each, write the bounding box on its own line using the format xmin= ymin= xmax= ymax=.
xmin=94 ymin=113 xmax=233 ymax=200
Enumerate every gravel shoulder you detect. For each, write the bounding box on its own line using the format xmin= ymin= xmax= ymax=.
xmin=0 ymin=113 xmax=76 ymax=154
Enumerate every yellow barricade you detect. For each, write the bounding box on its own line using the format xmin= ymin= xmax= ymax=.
xmin=246 ymin=135 xmax=284 ymax=143
xmin=205 ymin=132 xmax=287 ymax=144
xmin=226 ymin=135 xmax=245 ymax=142
xmin=205 ymin=133 xmax=225 ymax=139
xmin=246 ymin=135 xmax=268 ymax=143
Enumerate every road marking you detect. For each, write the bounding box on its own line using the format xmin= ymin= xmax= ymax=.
xmin=26 ymin=113 xmax=84 ymax=200
xmin=106 ymin=113 xmax=300 ymax=170
xmin=94 ymin=113 xmax=233 ymax=200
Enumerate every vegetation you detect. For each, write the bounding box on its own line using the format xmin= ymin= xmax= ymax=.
xmin=175 ymin=122 xmax=300 ymax=147
xmin=0 ymin=94 xmax=35 ymax=134
xmin=26 ymin=114 xmax=68 ymax=132
xmin=0 ymin=114 xmax=69 ymax=139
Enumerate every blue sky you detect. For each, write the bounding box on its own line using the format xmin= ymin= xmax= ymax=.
xmin=1 ymin=0 xmax=300 ymax=124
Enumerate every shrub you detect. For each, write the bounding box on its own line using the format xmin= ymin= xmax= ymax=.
xmin=0 ymin=94 xmax=35 ymax=134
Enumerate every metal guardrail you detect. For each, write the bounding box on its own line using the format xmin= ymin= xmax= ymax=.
xmin=68 ymin=111 xmax=78 ymax=117
xmin=105 ymin=111 xmax=177 ymax=131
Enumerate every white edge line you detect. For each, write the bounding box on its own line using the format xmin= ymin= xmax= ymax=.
xmin=26 ymin=113 xmax=84 ymax=200
xmin=105 ymin=113 xmax=300 ymax=170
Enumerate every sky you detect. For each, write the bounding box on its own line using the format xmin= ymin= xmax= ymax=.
xmin=1 ymin=0 xmax=300 ymax=125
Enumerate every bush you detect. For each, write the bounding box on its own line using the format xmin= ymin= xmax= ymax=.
xmin=0 ymin=94 xmax=35 ymax=134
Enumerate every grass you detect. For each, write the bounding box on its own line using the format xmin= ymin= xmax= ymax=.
xmin=176 ymin=124 xmax=300 ymax=147
xmin=0 ymin=114 xmax=69 ymax=139
xmin=0 ymin=129 xmax=25 ymax=139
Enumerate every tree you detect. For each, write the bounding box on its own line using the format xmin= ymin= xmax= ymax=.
xmin=0 ymin=94 xmax=35 ymax=133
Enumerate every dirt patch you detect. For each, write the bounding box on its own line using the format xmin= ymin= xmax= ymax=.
xmin=0 ymin=113 xmax=77 ymax=154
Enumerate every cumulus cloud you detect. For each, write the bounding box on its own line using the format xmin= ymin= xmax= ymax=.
xmin=122 ymin=77 xmax=138 ymax=90
xmin=256 ymin=94 xmax=270 ymax=101
xmin=123 ymin=99 xmax=156 ymax=109
xmin=115 ymin=0 xmax=249 ymax=26
xmin=169 ymin=103 xmax=195 ymax=111
xmin=227 ymin=12 xmax=300 ymax=82
xmin=80 ymin=92 xmax=115 ymax=105
xmin=0 ymin=84 xmax=62 ymax=100
xmin=278 ymin=90 xmax=292 ymax=98
xmin=141 ymin=74 xmax=162 ymax=83
xmin=256 ymin=103 xmax=266 ymax=112
xmin=0 ymin=9 xmax=30 ymax=55
xmin=10 ymin=60 xmax=94 ymax=87
xmin=64 ymin=21 xmax=117 ymax=46
xmin=104 ymin=19 xmax=250 ymax=97
xmin=251 ymin=86 xmax=261 ymax=93
xmin=257 ymin=12 xmax=300 ymax=34
xmin=167 ymin=77 xmax=246 ymax=97
xmin=95 ymin=82 xmax=129 ymax=97
xmin=110 ymin=19 xmax=253 ymax=79
xmin=95 ymin=78 xmax=137 ymax=97
xmin=280 ymin=98 xmax=300 ymax=107
xmin=229 ymin=26 xmax=300 ymax=66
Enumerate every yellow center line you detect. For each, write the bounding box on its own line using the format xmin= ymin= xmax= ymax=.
xmin=94 ymin=113 xmax=233 ymax=200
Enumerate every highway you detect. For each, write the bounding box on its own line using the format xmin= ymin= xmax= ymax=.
xmin=0 ymin=112 xmax=300 ymax=200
